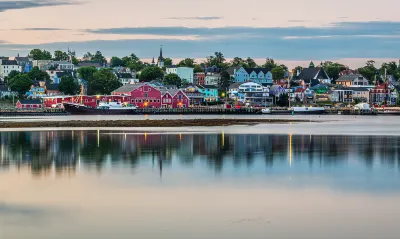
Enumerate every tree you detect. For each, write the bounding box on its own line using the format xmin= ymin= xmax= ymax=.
xmin=164 ymin=58 xmax=173 ymax=66
xmin=277 ymin=93 xmax=289 ymax=107
xmin=271 ymin=66 xmax=285 ymax=80
xmin=4 ymin=70 xmax=21 ymax=83
xmin=92 ymin=51 xmax=106 ymax=65
xmin=139 ymin=66 xmax=164 ymax=82
xmin=194 ymin=65 xmax=204 ymax=73
xmin=358 ymin=60 xmax=378 ymax=83
xmin=322 ymin=61 xmax=347 ymax=83
xmin=77 ymin=66 xmax=97 ymax=81
xmin=380 ymin=61 xmax=400 ymax=80
xmin=261 ymin=58 xmax=278 ymax=72
xmin=163 ymin=73 xmax=181 ymax=87
xmin=205 ymin=52 xmax=228 ymax=70
xmin=90 ymin=69 xmax=122 ymax=95
xmin=110 ymin=57 xmax=123 ymax=67
xmin=29 ymin=49 xmax=52 ymax=60
xmin=218 ymin=71 xmax=232 ymax=91
xmin=8 ymin=74 xmax=33 ymax=96
xmin=245 ymin=57 xmax=257 ymax=68
xmin=230 ymin=57 xmax=245 ymax=67
xmin=181 ymin=79 xmax=190 ymax=88
xmin=59 ymin=75 xmax=79 ymax=95
xmin=82 ymin=52 xmax=93 ymax=61
xmin=28 ymin=67 xmax=50 ymax=81
xmin=177 ymin=58 xmax=195 ymax=67
xmin=53 ymin=50 xmax=69 ymax=61
xmin=72 ymin=56 xmax=79 ymax=65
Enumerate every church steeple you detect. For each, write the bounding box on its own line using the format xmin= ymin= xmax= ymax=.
xmin=157 ymin=45 xmax=164 ymax=68
xmin=151 ymin=57 xmax=155 ymax=65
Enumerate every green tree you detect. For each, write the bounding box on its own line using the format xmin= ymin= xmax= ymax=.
xmin=72 ymin=56 xmax=79 ymax=65
xmin=29 ymin=49 xmax=52 ymax=60
xmin=82 ymin=52 xmax=93 ymax=61
xmin=110 ymin=57 xmax=123 ymax=67
xmin=53 ymin=50 xmax=69 ymax=61
xmin=277 ymin=93 xmax=289 ymax=107
xmin=164 ymin=58 xmax=173 ymax=66
xmin=139 ymin=66 xmax=164 ymax=82
xmin=4 ymin=70 xmax=21 ymax=83
xmin=163 ymin=73 xmax=181 ymax=87
xmin=245 ymin=57 xmax=257 ymax=68
xmin=380 ymin=61 xmax=400 ymax=80
xmin=28 ymin=67 xmax=50 ymax=81
xmin=261 ymin=58 xmax=278 ymax=72
xmin=230 ymin=57 xmax=246 ymax=67
xmin=322 ymin=61 xmax=347 ymax=83
xmin=59 ymin=75 xmax=79 ymax=95
xmin=92 ymin=51 xmax=106 ymax=65
xmin=90 ymin=69 xmax=122 ymax=95
xmin=218 ymin=71 xmax=232 ymax=91
xmin=77 ymin=66 xmax=97 ymax=81
xmin=177 ymin=58 xmax=195 ymax=67
xmin=358 ymin=60 xmax=378 ymax=83
xmin=271 ymin=66 xmax=285 ymax=80
xmin=205 ymin=52 xmax=228 ymax=70
xmin=8 ymin=74 xmax=33 ymax=96
xmin=194 ymin=65 xmax=204 ymax=73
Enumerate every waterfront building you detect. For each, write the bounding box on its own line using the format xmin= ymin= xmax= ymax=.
xmin=161 ymin=89 xmax=190 ymax=108
xmin=331 ymin=86 xmax=353 ymax=103
xmin=46 ymin=84 xmax=62 ymax=96
xmin=182 ymin=85 xmax=205 ymax=106
xmin=16 ymin=99 xmax=43 ymax=109
xmin=0 ymin=60 xmax=22 ymax=78
xmin=238 ymin=82 xmax=272 ymax=106
xmin=27 ymin=81 xmax=46 ymax=97
xmin=228 ymin=82 xmax=242 ymax=100
xmin=198 ymin=85 xmax=219 ymax=102
xmin=166 ymin=66 xmax=194 ymax=83
xmin=370 ymin=84 xmax=395 ymax=105
xmin=349 ymin=87 xmax=370 ymax=103
xmin=233 ymin=67 xmax=273 ymax=84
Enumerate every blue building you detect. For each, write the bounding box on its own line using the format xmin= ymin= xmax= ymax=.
xmin=233 ymin=67 xmax=273 ymax=84
xmin=197 ymin=85 xmax=219 ymax=102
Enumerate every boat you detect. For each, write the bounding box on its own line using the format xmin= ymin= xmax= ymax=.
xmin=64 ymin=102 xmax=137 ymax=115
xmin=291 ymin=106 xmax=325 ymax=114
xmin=261 ymin=108 xmax=271 ymax=114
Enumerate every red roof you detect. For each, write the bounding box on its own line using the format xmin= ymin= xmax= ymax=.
xmin=295 ymin=88 xmax=305 ymax=93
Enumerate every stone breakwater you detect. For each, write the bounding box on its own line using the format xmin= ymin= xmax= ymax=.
xmin=0 ymin=119 xmax=310 ymax=128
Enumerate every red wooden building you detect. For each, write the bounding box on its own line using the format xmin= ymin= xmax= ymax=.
xmin=16 ymin=100 xmax=43 ymax=109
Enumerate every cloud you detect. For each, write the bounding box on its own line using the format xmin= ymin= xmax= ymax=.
xmin=14 ymin=28 xmax=69 ymax=31
xmin=86 ymin=21 xmax=400 ymax=39
xmin=0 ymin=0 xmax=83 ymax=13
xmin=165 ymin=16 xmax=222 ymax=20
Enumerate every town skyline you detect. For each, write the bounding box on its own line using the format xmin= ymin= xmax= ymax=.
xmin=0 ymin=0 xmax=399 ymax=64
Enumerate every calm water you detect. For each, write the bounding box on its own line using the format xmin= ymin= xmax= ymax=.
xmin=1 ymin=131 xmax=400 ymax=239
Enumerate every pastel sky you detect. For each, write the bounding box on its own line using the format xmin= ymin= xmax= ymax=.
xmin=0 ymin=0 xmax=399 ymax=67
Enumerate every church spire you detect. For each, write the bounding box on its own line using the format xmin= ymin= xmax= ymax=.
xmin=157 ymin=45 xmax=164 ymax=68
xmin=151 ymin=57 xmax=155 ymax=65
xmin=159 ymin=45 xmax=163 ymax=59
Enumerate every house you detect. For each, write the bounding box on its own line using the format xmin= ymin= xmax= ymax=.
xmin=339 ymin=69 xmax=358 ymax=76
xmin=161 ymin=89 xmax=190 ymax=108
xmin=32 ymin=60 xmax=53 ymax=71
xmin=113 ymin=83 xmax=162 ymax=108
xmin=0 ymin=85 xmax=18 ymax=99
xmin=46 ymin=84 xmax=62 ymax=96
xmin=228 ymin=82 xmax=243 ymax=100
xmin=234 ymin=67 xmax=273 ymax=84
xmin=350 ymin=87 xmax=370 ymax=103
xmin=0 ymin=60 xmax=22 ymax=78
xmin=292 ymin=88 xmax=306 ymax=102
xmin=292 ymin=62 xmax=331 ymax=87
xmin=269 ymin=85 xmax=286 ymax=97
xmin=226 ymin=66 xmax=241 ymax=78
xmin=27 ymin=81 xmax=46 ymax=97
xmin=204 ymin=65 xmax=221 ymax=73
xmin=198 ymin=85 xmax=219 ymax=102
xmin=166 ymin=66 xmax=194 ymax=83
xmin=115 ymin=73 xmax=137 ymax=85
xmin=370 ymin=84 xmax=393 ymax=105
xmin=336 ymin=74 xmax=369 ymax=86
xmin=48 ymin=71 xmax=72 ymax=84
xmin=16 ymin=99 xmax=43 ymax=109
xmin=332 ymin=86 xmax=353 ymax=103
xmin=205 ymin=73 xmax=221 ymax=86
xmin=52 ymin=61 xmax=75 ymax=71
xmin=183 ymin=85 xmax=204 ymax=106
xmin=194 ymin=72 xmax=206 ymax=85
xmin=15 ymin=56 xmax=32 ymax=73
xmin=238 ymin=82 xmax=272 ymax=106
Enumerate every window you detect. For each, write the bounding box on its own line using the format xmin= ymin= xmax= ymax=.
xmin=157 ymin=99 xmax=160 ymax=102
xmin=131 ymin=100 xmax=135 ymax=103
xmin=150 ymin=100 xmax=153 ymax=103
xmin=144 ymin=93 xmax=148 ymax=98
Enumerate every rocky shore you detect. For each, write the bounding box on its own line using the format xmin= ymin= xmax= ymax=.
xmin=0 ymin=119 xmax=309 ymax=128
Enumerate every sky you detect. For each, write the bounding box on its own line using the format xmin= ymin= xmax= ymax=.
xmin=0 ymin=0 xmax=399 ymax=68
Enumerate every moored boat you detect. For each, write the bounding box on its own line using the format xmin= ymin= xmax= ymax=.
xmin=64 ymin=102 xmax=137 ymax=115
xmin=291 ymin=106 xmax=325 ymax=114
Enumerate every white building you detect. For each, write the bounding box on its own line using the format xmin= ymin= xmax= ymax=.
xmin=53 ymin=61 xmax=75 ymax=71
xmin=0 ymin=59 xmax=22 ymax=78
xmin=205 ymin=73 xmax=221 ymax=86
xmin=166 ymin=66 xmax=194 ymax=83
xmin=32 ymin=60 xmax=53 ymax=71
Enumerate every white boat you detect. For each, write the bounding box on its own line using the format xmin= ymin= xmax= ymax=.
xmin=261 ymin=108 xmax=271 ymax=114
xmin=97 ymin=102 xmax=137 ymax=110
xmin=292 ymin=106 xmax=325 ymax=114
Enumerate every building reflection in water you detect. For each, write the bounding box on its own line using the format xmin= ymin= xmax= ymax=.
xmin=1 ymin=131 xmax=400 ymax=176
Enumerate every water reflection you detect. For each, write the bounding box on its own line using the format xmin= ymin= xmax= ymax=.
xmin=1 ymin=131 xmax=400 ymax=176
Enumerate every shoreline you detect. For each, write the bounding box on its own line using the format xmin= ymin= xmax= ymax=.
xmin=0 ymin=118 xmax=310 ymax=128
